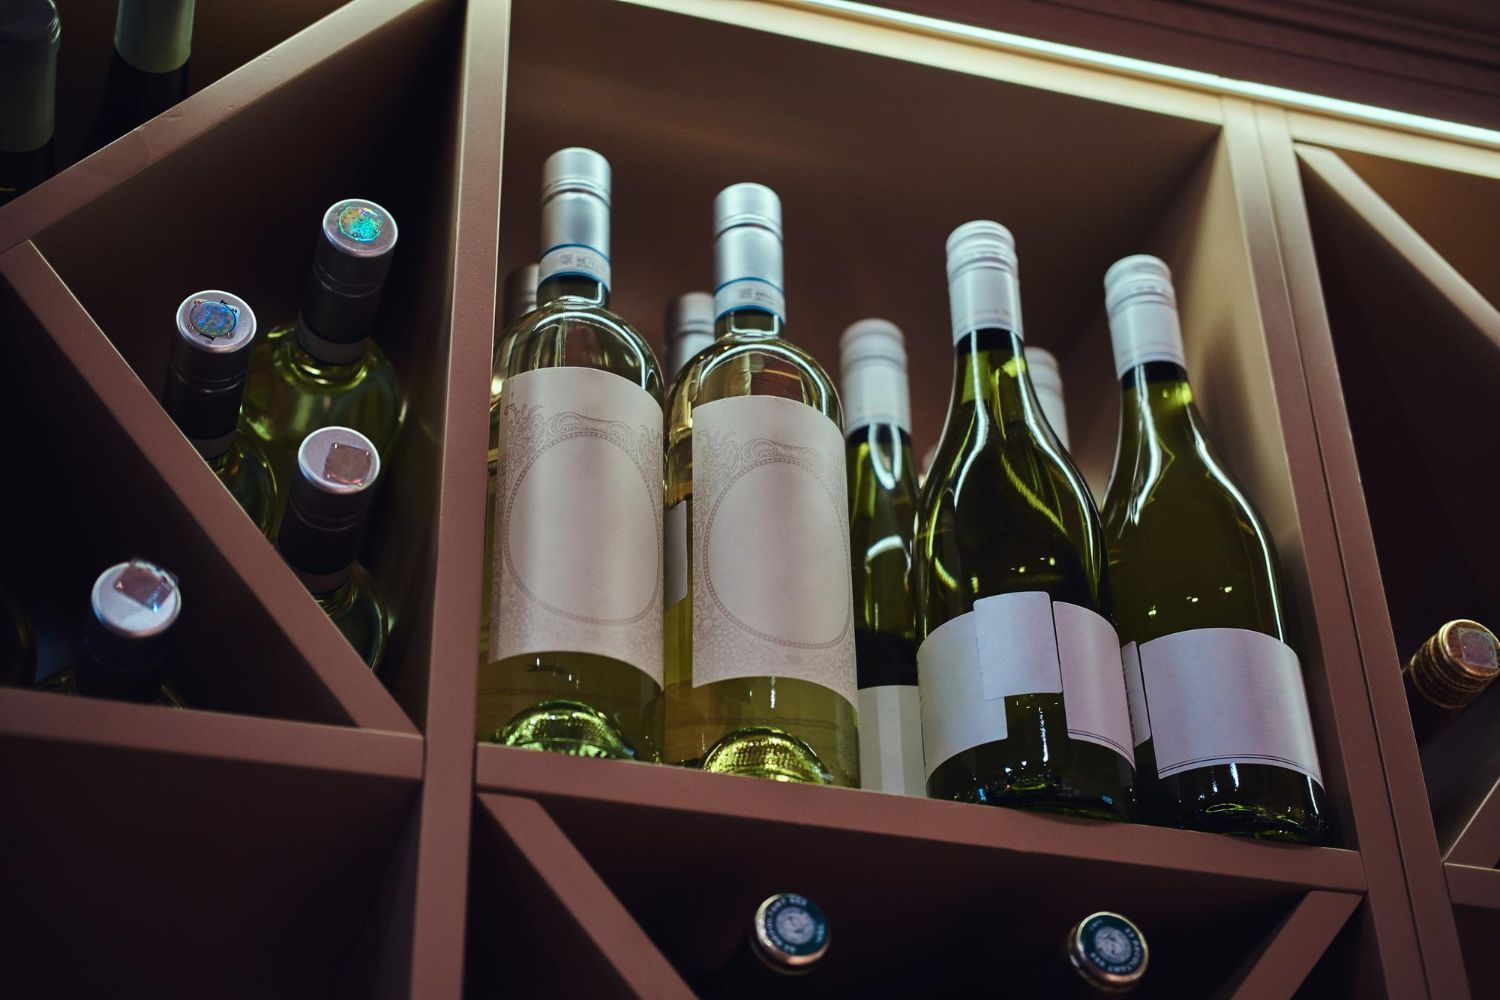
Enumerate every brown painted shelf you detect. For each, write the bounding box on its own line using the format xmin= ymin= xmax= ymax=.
xmin=0 ymin=0 xmax=1493 ymax=996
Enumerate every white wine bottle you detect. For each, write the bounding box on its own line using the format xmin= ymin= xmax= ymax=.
xmin=841 ymin=319 xmax=923 ymax=795
xmin=665 ymin=292 xmax=715 ymax=380
xmin=1101 ymin=254 xmax=1327 ymax=842
xmin=0 ymin=0 xmax=59 ymax=206
xmin=37 ymin=560 xmax=185 ymax=706
xmin=162 ymin=291 xmax=277 ymax=535
xmin=1024 ymin=346 xmax=1070 ymax=450
xmin=277 ymin=427 xmax=388 ymax=672
xmin=665 ymin=183 xmax=859 ymax=786
xmin=916 ymin=221 xmax=1134 ymax=817
xmin=480 ymin=148 xmax=665 ymax=761
xmin=240 ymin=198 xmax=405 ymax=529
xmin=503 ymin=262 xmax=540 ymax=326
xmin=84 ymin=0 xmax=194 ymax=156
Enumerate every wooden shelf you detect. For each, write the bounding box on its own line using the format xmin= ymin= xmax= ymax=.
xmin=0 ymin=0 xmax=1495 ymax=995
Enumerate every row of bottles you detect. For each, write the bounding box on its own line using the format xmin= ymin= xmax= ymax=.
xmin=479 ymin=146 xmax=1334 ymax=841
xmin=693 ymin=892 xmax=1146 ymax=998
xmin=1 ymin=0 xmax=196 ymax=206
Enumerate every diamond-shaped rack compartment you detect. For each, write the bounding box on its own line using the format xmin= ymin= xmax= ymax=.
xmin=1259 ymin=118 xmax=1500 ymax=998
xmin=483 ymin=0 xmax=1432 ymax=994
xmin=0 ymin=0 xmax=507 ymax=994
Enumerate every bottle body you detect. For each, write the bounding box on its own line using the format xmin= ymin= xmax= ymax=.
xmin=1101 ymin=257 xmax=1325 ymax=843
xmin=240 ymin=322 xmax=403 ymax=524
xmin=665 ymin=318 xmax=860 ymax=785
xmin=208 ymin=437 xmax=277 ymax=536
xmin=480 ymin=286 xmax=666 ymax=761
xmin=918 ymin=330 xmax=1133 ymax=818
xmin=2 ymin=583 xmax=36 ymax=686
xmin=38 ymin=668 xmax=185 ymax=707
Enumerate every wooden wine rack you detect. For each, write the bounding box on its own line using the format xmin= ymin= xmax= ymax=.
xmin=0 ymin=1 xmax=1495 ymax=996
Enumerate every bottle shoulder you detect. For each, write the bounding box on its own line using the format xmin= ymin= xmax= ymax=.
xmin=670 ymin=335 xmax=841 ymax=425
xmin=498 ymin=300 xmax=664 ymax=400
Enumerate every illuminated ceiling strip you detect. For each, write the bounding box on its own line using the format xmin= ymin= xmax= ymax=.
xmin=792 ymin=0 xmax=1500 ymax=147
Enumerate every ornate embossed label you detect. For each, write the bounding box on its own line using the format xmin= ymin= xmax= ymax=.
xmin=492 ymin=367 xmax=664 ymax=685
xmin=690 ymin=395 xmax=856 ymax=706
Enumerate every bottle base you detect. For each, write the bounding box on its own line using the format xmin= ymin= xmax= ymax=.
xmin=1176 ymin=801 xmax=1327 ymax=844
xmin=701 ymin=726 xmax=834 ymax=785
xmin=494 ymin=699 xmax=637 ymax=760
xmin=928 ymin=760 xmax=1131 ymax=822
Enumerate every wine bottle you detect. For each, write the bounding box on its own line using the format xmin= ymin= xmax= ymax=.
xmin=0 ymin=0 xmax=59 ymax=206
xmin=83 ymin=0 xmax=193 ymax=156
xmin=1 ymin=582 xmax=36 ymax=687
xmin=240 ymin=198 xmax=405 ymax=529
xmin=162 ymin=291 xmax=278 ymax=535
xmin=1402 ymin=619 xmax=1499 ymax=743
xmin=664 ymin=183 xmax=859 ymax=786
xmin=1042 ymin=912 xmax=1148 ymax=997
xmin=694 ymin=893 xmax=831 ymax=998
xmin=916 ymin=221 xmax=1133 ymax=817
xmin=841 ymin=319 xmax=923 ymax=795
xmin=666 ymin=291 xmax=715 ymax=380
xmin=277 ymin=427 xmax=388 ymax=671
xmin=1101 ymin=254 xmax=1327 ymax=842
xmin=479 ymin=147 xmax=665 ymax=761
xmin=1024 ymin=346 xmax=1070 ymax=450
xmin=36 ymin=560 xmax=185 ymax=706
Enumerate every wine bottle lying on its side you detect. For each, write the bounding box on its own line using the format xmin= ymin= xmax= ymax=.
xmin=1403 ymin=619 xmax=1499 ymax=743
xmin=37 ymin=559 xmax=186 ymax=707
xmin=692 ymin=893 xmax=831 ymax=999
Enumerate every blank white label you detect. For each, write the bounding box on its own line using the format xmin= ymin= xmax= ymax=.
xmin=918 ymin=592 xmax=1134 ymax=778
xmin=492 ymin=367 xmax=663 ymax=685
xmin=857 ymin=685 xmax=925 ymax=796
xmin=1123 ymin=627 xmax=1323 ymax=786
xmin=690 ymin=395 xmax=856 ymax=706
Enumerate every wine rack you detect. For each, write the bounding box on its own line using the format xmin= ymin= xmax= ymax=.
xmin=0 ymin=0 xmax=1493 ymax=996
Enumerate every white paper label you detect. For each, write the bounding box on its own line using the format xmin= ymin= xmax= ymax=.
xmin=492 ymin=367 xmax=663 ymax=685
xmin=1121 ymin=627 xmax=1323 ymax=786
xmin=918 ymin=592 xmax=1135 ymax=777
xmin=665 ymin=501 xmax=688 ymax=607
xmin=858 ymin=685 xmax=926 ymax=796
xmin=690 ymin=395 xmax=856 ymax=706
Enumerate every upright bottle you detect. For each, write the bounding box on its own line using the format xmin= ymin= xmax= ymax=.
xmin=1402 ymin=619 xmax=1498 ymax=743
xmin=665 ymin=183 xmax=859 ymax=786
xmin=0 ymin=0 xmax=59 ymax=206
xmin=841 ymin=319 xmax=923 ymax=795
xmin=1101 ymin=254 xmax=1326 ymax=841
xmin=2 ymin=582 xmax=36 ymax=687
xmin=84 ymin=0 xmax=193 ymax=155
xmin=665 ymin=292 xmax=715 ymax=380
xmin=1025 ymin=346 xmax=1071 ymax=450
xmin=492 ymin=262 xmax=540 ymax=404
xmin=240 ymin=198 xmax=405 ymax=526
xmin=37 ymin=560 xmax=185 ymax=706
xmin=162 ymin=291 xmax=277 ymax=534
xmin=480 ymin=148 xmax=665 ymax=761
xmin=277 ymin=427 xmax=388 ymax=671
xmin=916 ymin=221 xmax=1133 ymax=817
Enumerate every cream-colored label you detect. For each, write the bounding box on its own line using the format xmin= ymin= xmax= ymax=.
xmin=918 ymin=592 xmax=1134 ymax=777
xmin=858 ymin=685 xmax=925 ymax=796
xmin=1122 ymin=628 xmax=1323 ymax=786
xmin=492 ymin=367 xmax=663 ymax=685
xmin=690 ymin=395 xmax=856 ymax=706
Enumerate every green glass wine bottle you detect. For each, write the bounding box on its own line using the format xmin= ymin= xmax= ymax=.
xmin=37 ymin=560 xmax=186 ymax=707
xmin=664 ymin=183 xmax=859 ymax=786
xmin=277 ymin=427 xmax=388 ymax=672
xmin=841 ymin=319 xmax=923 ymax=795
xmin=1101 ymin=254 xmax=1328 ymax=842
xmin=665 ymin=292 xmax=715 ymax=381
xmin=162 ymin=291 xmax=277 ymax=535
xmin=693 ymin=893 xmax=831 ymax=997
xmin=1 ymin=582 xmax=36 ymax=687
xmin=240 ymin=198 xmax=405 ymax=530
xmin=916 ymin=221 xmax=1134 ymax=818
xmin=84 ymin=0 xmax=194 ymax=157
xmin=480 ymin=148 xmax=665 ymax=761
xmin=1403 ymin=619 xmax=1500 ymax=743
xmin=0 ymin=0 xmax=59 ymax=206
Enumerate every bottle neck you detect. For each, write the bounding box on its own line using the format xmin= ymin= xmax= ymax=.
xmin=713 ymin=307 xmax=784 ymax=341
xmin=949 ymin=328 xmax=1048 ymax=433
xmin=77 ymin=618 xmax=169 ymax=703
xmin=536 ymin=273 xmax=608 ymax=310
xmin=1117 ymin=361 xmax=1203 ymax=449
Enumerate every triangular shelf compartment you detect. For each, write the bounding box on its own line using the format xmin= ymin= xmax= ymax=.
xmin=0 ymin=690 xmax=422 ymax=996
xmin=17 ymin=0 xmax=476 ymax=731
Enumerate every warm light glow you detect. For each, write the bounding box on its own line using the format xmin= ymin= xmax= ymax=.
xmin=788 ymin=0 xmax=1500 ymax=147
